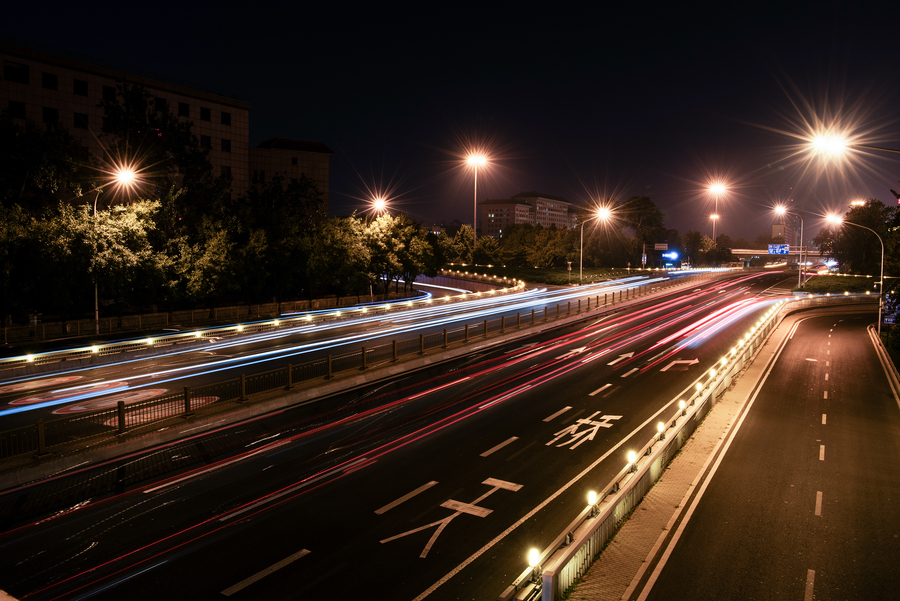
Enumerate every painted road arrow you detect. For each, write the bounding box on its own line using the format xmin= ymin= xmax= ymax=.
xmin=660 ymin=358 xmax=699 ymax=372
xmin=607 ymin=353 xmax=634 ymax=366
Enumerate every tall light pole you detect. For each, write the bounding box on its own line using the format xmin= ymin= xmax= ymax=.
xmin=827 ymin=214 xmax=884 ymax=335
xmin=580 ymin=207 xmax=612 ymax=282
xmin=466 ymin=154 xmax=487 ymax=259
xmin=708 ymin=184 xmax=726 ymax=244
xmin=92 ymin=168 xmax=136 ymax=335
xmin=774 ymin=206 xmax=805 ymax=288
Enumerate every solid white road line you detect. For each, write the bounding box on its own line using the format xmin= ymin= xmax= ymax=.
xmin=480 ymin=437 xmax=519 ymax=457
xmin=221 ymin=549 xmax=310 ymax=596
xmin=543 ymin=406 xmax=572 ymax=422
xmin=375 ymin=481 xmax=438 ymax=515
xmin=815 ymin=491 xmax=823 ymax=516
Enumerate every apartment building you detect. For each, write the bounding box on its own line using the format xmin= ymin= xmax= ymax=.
xmin=480 ymin=192 xmax=578 ymax=238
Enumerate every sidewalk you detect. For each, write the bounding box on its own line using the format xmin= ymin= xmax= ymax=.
xmin=566 ymin=304 xmax=874 ymax=601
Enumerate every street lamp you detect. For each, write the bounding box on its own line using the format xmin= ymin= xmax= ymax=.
xmin=466 ymin=154 xmax=488 ymax=257
xmin=372 ymin=197 xmax=388 ymax=214
xmin=92 ymin=168 xmax=136 ymax=335
xmin=708 ymin=183 xmax=726 ymax=243
xmin=580 ymin=207 xmax=612 ymax=282
xmin=774 ymin=206 xmax=805 ymax=288
xmin=827 ymin=214 xmax=884 ymax=334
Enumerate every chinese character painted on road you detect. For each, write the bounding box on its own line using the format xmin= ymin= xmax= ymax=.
xmin=380 ymin=477 xmax=522 ymax=558
xmin=547 ymin=411 xmax=622 ymax=449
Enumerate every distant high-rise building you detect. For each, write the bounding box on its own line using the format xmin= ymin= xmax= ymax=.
xmin=480 ymin=192 xmax=578 ymax=238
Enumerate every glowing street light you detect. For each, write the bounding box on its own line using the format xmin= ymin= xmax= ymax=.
xmin=466 ymin=154 xmax=488 ymax=255
xmin=580 ymin=206 xmax=613 ymax=282
xmin=92 ymin=166 xmax=137 ymax=335
xmin=827 ymin=213 xmax=885 ymax=334
xmin=372 ymin=197 xmax=388 ymax=213
xmin=708 ymin=183 xmax=727 ymax=243
xmin=774 ymin=205 xmax=805 ymax=288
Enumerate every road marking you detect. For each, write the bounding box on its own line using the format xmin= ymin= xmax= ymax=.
xmin=621 ymin=368 xmax=639 ymax=378
xmin=827 ymin=350 xmax=830 ymax=355
xmin=819 ymin=445 xmax=825 ymax=461
xmin=660 ymin=359 xmax=699 ymax=372
xmin=543 ymin=406 xmax=572 ymax=421
xmin=607 ymin=352 xmax=634 ymax=366
xmin=221 ymin=549 xmax=310 ymax=596
xmin=828 ymin=334 xmax=831 ymax=338
xmin=815 ymin=491 xmax=823 ymax=516
xmin=826 ymin=361 xmax=829 ymax=366
xmin=480 ymin=437 xmax=519 ymax=457
xmin=805 ymin=358 xmax=817 ymax=362
xmin=805 ymin=569 xmax=815 ymax=601
xmin=824 ymin=391 xmax=828 ymax=399
xmin=375 ymin=481 xmax=439 ymax=515
xmin=589 ymin=384 xmax=612 ymax=397
xmin=825 ymin=373 xmax=829 ymax=381
xmin=822 ymin=414 xmax=827 ymax=425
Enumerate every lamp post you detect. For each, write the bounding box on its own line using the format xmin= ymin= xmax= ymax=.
xmin=774 ymin=206 xmax=805 ymax=288
xmin=91 ymin=168 xmax=136 ymax=335
xmin=708 ymin=184 xmax=726 ymax=244
xmin=580 ymin=207 xmax=612 ymax=282
xmin=827 ymin=214 xmax=884 ymax=334
xmin=466 ymin=154 xmax=487 ymax=259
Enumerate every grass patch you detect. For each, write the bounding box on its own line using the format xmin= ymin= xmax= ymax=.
xmin=795 ymin=275 xmax=879 ymax=294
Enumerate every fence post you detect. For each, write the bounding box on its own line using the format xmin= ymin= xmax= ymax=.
xmin=239 ymin=374 xmax=247 ymax=401
xmin=392 ymin=340 xmax=398 ymax=362
xmin=117 ymin=401 xmax=126 ymax=433
xmin=36 ymin=419 xmax=47 ymax=456
xmin=443 ymin=329 xmax=448 ymax=348
xmin=517 ymin=313 xmax=521 ymax=329
xmin=587 ymin=297 xmax=590 ymax=310
xmin=484 ymin=320 xmax=488 ymax=338
xmin=361 ymin=347 xmax=367 ymax=370
xmin=578 ymin=299 xmax=581 ymax=313
xmin=183 ymin=386 xmax=193 ymax=417
xmin=605 ymin=293 xmax=608 ymax=306
xmin=326 ymin=355 xmax=333 ymax=379
xmin=285 ymin=364 xmax=293 ymax=390
xmin=531 ymin=309 xmax=535 ymax=325
xmin=419 ymin=334 xmax=425 ymax=354
xmin=544 ymin=307 xmax=548 ymax=321
xmin=567 ymin=301 xmax=571 ymax=315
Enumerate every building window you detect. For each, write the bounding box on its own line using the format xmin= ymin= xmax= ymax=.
xmin=103 ymin=85 xmax=116 ymax=102
xmin=42 ymin=106 xmax=59 ymax=125
xmin=221 ymin=165 xmax=232 ymax=178
xmin=178 ymin=102 xmax=189 ymax=118
xmin=74 ymin=112 xmax=89 ymax=129
xmin=42 ymin=72 xmax=58 ymax=90
xmin=220 ymin=139 xmax=231 ymax=152
xmin=73 ymin=78 xmax=88 ymax=96
xmin=7 ymin=100 xmax=26 ymax=119
xmin=154 ymin=97 xmax=167 ymax=112
xmin=3 ymin=62 xmax=29 ymax=84
xmin=200 ymin=107 xmax=211 ymax=121
xmin=221 ymin=111 xmax=231 ymax=125
xmin=292 ymin=157 xmax=298 ymax=165
xmin=200 ymin=135 xmax=211 ymax=149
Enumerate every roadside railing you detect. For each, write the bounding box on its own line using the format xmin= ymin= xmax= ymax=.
xmin=498 ymin=293 xmax=878 ymax=601
xmin=0 ymin=274 xmax=719 ymax=461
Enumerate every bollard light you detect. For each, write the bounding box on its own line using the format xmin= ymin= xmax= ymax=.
xmin=237 ymin=325 xmax=244 ymax=332
xmin=657 ymin=421 xmax=665 ymax=440
xmin=26 ymin=354 xmax=34 ymax=362
xmin=588 ymin=490 xmax=598 ymax=506
xmin=91 ymin=346 xmax=99 ymax=353
xmin=528 ymin=548 xmax=540 ymax=567
xmin=696 ymin=382 xmax=703 ymax=392
xmin=273 ymin=319 xmax=280 ymax=326
xmin=720 ymin=357 xmax=727 ymax=366
xmin=628 ymin=450 xmax=637 ymax=472
xmin=680 ymin=400 xmax=686 ymax=415
xmin=146 ymin=338 xmax=154 ymax=345
xmin=709 ymin=368 xmax=717 ymax=378
xmin=195 ymin=332 xmax=202 ymax=338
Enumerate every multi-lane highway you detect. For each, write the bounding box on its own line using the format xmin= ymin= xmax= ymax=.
xmin=0 ymin=270 xmax=795 ymax=600
xmin=641 ymin=311 xmax=900 ymax=601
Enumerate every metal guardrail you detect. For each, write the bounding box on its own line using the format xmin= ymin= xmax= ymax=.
xmin=0 ymin=273 xmax=524 ymax=374
xmin=0 ymin=274 xmax=715 ymax=461
xmin=499 ymin=293 xmax=878 ymax=601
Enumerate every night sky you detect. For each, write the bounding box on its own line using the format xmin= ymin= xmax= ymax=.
xmin=5 ymin=1 xmax=900 ymax=242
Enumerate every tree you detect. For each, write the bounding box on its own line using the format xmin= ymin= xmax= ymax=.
xmin=307 ymin=217 xmax=370 ymax=298
xmin=814 ymin=199 xmax=898 ymax=277
xmin=620 ymin=196 xmax=665 ymax=246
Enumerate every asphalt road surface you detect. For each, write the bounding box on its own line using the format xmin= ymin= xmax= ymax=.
xmin=0 ymin=271 xmax=797 ymax=600
xmin=642 ymin=312 xmax=900 ymax=601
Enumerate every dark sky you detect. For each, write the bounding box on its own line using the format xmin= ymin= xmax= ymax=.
xmin=6 ymin=1 xmax=900 ymax=242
